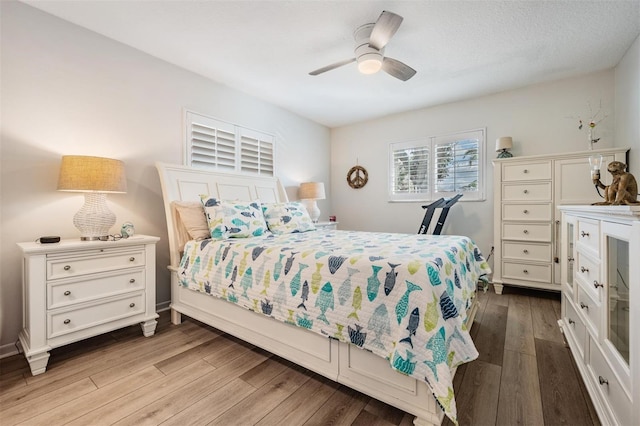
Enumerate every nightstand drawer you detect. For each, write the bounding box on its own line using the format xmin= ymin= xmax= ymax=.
xmin=48 ymin=270 xmax=145 ymax=309
xmin=48 ymin=292 xmax=145 ymax=338
xmin=503 ymin=203 xmax=552 ymax=221
xmin=502 ymin=161 xmax=552 ymax=181
xmin=502 ymin=242 xmax=551 ymax=262
xmin=502 ymin=223 xmax=551 ymax=242
xmin=502 ymin=182 xmax=552 ymax=201
xmin=47 ymin=248 xmax=145 ymax=280
xmin=502 ymin=261 xmax=552 ymax=283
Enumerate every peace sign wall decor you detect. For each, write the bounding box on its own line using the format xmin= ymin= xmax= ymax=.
xmin=347 ymin=165 xmax=368 ymax=189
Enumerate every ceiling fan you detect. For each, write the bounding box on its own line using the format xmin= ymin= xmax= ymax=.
xmin=309 ymin=10 xmax=416 ymax=81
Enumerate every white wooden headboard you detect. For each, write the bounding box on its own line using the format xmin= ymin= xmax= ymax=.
xmin=156 ymin=162 xmax=289 ymax=268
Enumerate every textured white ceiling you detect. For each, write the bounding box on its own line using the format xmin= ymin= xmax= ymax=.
xmin=22 ymin=0 xmax=640 ymax=128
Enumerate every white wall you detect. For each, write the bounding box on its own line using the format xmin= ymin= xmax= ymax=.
xmin=330 ymin=71 xmax=617 ymax=261
xmin=615 ymin=34 xmax=640 ymax=175
xmin=0 ymin=2 xmax=331 ymax=352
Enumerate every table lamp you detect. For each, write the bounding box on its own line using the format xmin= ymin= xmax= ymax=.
xmin=495 ymin=137 xmax=514 ymax=158
xmin=299 ymin=182 xmax=325 ymax=223
xmin=57 ymin=155 xmax=127 ymax=240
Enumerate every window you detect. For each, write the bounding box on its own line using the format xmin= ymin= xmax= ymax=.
xmin=185 ymin=111 xmax=275 ymax=176
xmin=389 ymin=128 xmax=485 ymax=202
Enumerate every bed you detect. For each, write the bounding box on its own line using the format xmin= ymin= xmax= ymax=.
xmin=156 ymin=162 xmax=491 ymax=426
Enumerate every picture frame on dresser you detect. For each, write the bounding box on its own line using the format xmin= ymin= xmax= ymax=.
xmin=17 ymin=235 xmax=160 ymax=375
xmin=492 ymin=147 xmax=629 ymax=294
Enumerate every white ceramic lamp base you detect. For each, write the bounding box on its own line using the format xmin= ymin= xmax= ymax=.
xmin=305 ymin=199 xmax=321 ymax=223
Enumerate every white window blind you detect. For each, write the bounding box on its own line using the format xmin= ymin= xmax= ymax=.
xmin=185 ymin=111 xmax=275 ymax=176
xmin=389 ymin=128 xmax=485 ymax=202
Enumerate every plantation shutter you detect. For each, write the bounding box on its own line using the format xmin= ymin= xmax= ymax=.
xmin=433 ymin=130 xmax=482 ymax=199
xmin=185 ymin=111 xmax=275 ymax=176
xmin=240 ymin=129 xmax=274 ymax=176
xmin=389 ymin=140 xmax=430 ymax=201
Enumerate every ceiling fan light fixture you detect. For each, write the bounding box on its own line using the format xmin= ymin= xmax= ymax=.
xmin=357 ymin=53 xmax=382 ymax=74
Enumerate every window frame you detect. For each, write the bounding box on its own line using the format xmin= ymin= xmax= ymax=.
xmin=388 ymin=128 xmax=485 ymax=202
xmin=184 ymin=110 xmax=275 ymax=176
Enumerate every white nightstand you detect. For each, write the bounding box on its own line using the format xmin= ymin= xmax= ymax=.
xmin=315 ymin=221 xmax=338 ymax=230
xmin=17 ymin=235 xmax=160 ymax=375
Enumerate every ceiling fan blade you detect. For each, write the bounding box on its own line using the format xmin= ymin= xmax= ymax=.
xmin=382 ymin=57 xmax=416 ymax=81
xmin=369 ymin=11 xmax=403 ymax=50
xmin=309 ymin=58 xmax=356 ymax=76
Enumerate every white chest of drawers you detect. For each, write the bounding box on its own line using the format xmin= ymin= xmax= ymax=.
xmin=17 ymin=235 xmax=160 ymax=375
xmin=492 ymin=148 xmax=628 ymax=294
xmin=559 ymin=206 xmax=639 ymax=425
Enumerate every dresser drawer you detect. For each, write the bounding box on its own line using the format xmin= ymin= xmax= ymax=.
xmin=502 ymin=223 xmax=551 ymax=242
xmin=576 ymin=286 xmax=600 ymax=338
xmin=502 ymin=182 xmax=552 ymax=201
xmin=502 ymin=161 xmax=552 ymax=181
xmin=575 ymin=252 xmax=601 ymax=301
xmin=47 ymin=248 xmax=146 ymax=280
xmin=502 ymin=261 xmax=552 ymax=283
xmin=563 ymin=297 xmax=586 ymax=359
xmin=502 ymin=203 xmax=552 ymax=221
xmin=577 ymin=219 xmax=600 ymax=255
xmin=502 ymin=241 xmax=551 ymax=262
xmin=48 ymin=292 xmax=145 ymax=338
xmin=48 ymin=270 xmax=145 ymax=309
xmin=588 ymin=340 xmax=631 ymax=425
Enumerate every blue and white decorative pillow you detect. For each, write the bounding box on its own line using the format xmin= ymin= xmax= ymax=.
xmin=200 ymin=196 xmax=269 ymax=239
xmin=262 ymin=202 xmax=316 ymax=234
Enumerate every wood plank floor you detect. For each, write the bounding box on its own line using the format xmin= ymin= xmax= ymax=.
xmin=0 ymin=285 xmax=600 ymax=426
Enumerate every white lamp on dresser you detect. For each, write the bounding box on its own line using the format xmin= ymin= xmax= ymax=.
xmin=57 ymin=155 xmax=127 ymax=241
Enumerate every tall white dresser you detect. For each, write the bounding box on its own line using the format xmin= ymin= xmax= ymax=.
xmin=492 ymin=148 xmax=628 ymax=294
xmin=559 ymin=206 xmax=639 ymax=425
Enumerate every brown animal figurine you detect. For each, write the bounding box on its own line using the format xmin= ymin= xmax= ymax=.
xmin=592 ymin=161 xmax=640 ymax=205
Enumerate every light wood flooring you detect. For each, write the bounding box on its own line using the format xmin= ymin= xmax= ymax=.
xmin=1 ymin=285 xmax=599 ymax=426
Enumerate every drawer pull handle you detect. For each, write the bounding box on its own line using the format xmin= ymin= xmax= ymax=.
xmin=523 ymin=249 xmax=529 ymax=254
xmin=523 ymin=189 xmax=529 ymax=194
xmin=580 ymin=266 xmax=589 ymax=273
xmin=523 ymin=209 xmax=529 ymax=214
xmin=598 ymin=376 xmax=609 ymax=386
xmin=523 ymin=269 xmax=529 ymax=274
xmin=523 ymin=169 xmax=529 ymax=173
xmin=64 ymin=290 xmax=71 ymax=296
xmin=63 ymin=319 xmax=71 ymax=325
xmin=129 ymin=303 xmax=136 ymax=308
xmin=581 ymin=231 xmax=590 ymax=237
xmin=523 ymin=229 xmax=529 ymax=234
xmin=129 ymin=257 xmax=135 ymax=262
xmin=568 ymin=257 xmax=574 ymax=262
xmin=568 ymin=318 xmax=575 ymax=325
xmin=593 ymin=280 xmax=604 ymax=289
xmin=64 ymin=265 xmax=71 ymax=271
xmin=129 ymin=278 xmax=136 ymax=283
xmin=580 ymin=302 xmax=589 ymax=310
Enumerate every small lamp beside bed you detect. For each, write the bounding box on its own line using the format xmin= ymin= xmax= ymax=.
xmin=299 ymin=181 xmax=325 ymax=223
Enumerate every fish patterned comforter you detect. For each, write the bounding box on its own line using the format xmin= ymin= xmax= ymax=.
xmin=178 ymin=229 xmax=491 ymax=423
